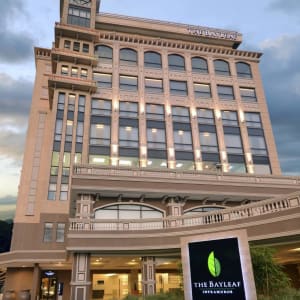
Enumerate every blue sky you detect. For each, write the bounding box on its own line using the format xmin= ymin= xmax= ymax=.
xmin=0 ymin=0 xmax=300 ymax=219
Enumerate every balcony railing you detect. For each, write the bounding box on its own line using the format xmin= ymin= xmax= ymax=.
xmin=73 ymin=164 xmax=300 ymax=186
xmin=69 ymin=191 xmax=300 ymax=232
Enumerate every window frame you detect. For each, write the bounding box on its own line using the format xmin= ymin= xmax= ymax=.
xmin=168 ymin=54 xmax=185 ymax=71
xmin=214 ymin=59 xmax=231 ymax=76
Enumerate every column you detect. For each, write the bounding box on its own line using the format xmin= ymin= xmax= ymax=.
xmin=167 ymin=197 xmax=185 ymax=227
xmin=129 ymin=269 xmax=139 ymax=295
xmin=70 ymin=253 xmax=91 ymax=300
xmin=32 ymin=264 xmax=41 ymax=300
xmin=141 ymin=257 xmax=156 ymax=296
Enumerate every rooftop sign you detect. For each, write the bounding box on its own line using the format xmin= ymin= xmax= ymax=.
xmin=188 ymin=26 xmax=238 ymax=41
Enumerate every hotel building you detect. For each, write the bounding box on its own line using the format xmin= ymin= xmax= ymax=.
xmin=1 ymin=0 xmax=300 ymax=299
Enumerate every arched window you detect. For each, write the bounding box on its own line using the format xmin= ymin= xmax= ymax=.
xmin=144 ymin=51 xmax=162 ymax=69
xmin=95 ymin=45 xmax=113 ymax=64
xmin=184 ymin=206 xmax=225 ymax=216
xmin=120 ymin=48 xmax=138 ymax=66
xmin=214 ymin=59 xmax=230 ymax=76
xmin=95 ymin=204 xmax=164 ymax=220
xmin=191 ymin=57 xmax=208 ymax=73
xmin=236 ymin=62 xmax=252 ymax=78
xmin=168 ymin=54 xmax=185 ymax=71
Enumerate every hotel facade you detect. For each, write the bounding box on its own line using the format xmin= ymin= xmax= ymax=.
xmin=1 ymin=0 xmax=300 ymax=299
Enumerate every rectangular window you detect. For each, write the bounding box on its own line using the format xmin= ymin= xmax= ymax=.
xmin=56 ymin=223 xmax=65 ymax=243
xmin=76 ymin=121 xmax=84 ymax=143
xmin=172 ymin=106 xmax=190 ymax=123
xmin=90 ymin=123 xmax=111 ymax=146
xmin=145 ymin=78 xmax=163 ymax=93
xmin=245 ymin=112 xmax=262 ymax=128
xmin=65 ymin=120 xmax=73 ymax=142
xmin=68 ymin=6 xmax=91 ymax=28
xmin=170 ymin=80 xmax=188 ymax=96
xmin=51 ymin=152 xmax=60 ymax=176
xmin=61 ymin=65 xmax=69 ymax=76
xmin=71 ymin=67 xmax=78 ymax=77
xmin=222 ymin=111 xmax=239 ymax=126
xmin=217 ymin=85 xmax=234 ymax=100
xmin=119 ymin=125 xmax=139 ymax=148
xmin=173 ymin=128 xmax=193 ymax=151
xmin=120 ymin=75 xmax=138 ymax=91
xmin=91 ymin=99 xmax=112 ymax=116
xmin=240 ymin=87 xmax=257 ymax=102
xmin=80 ymin=68 xmax=88 ymax=79
xmin=54 ymin=119 xmax=63 ymax=141
xmin=199 ymin=132 xmax=218 ymax=153
xmin=78 ymin=95 xmax=86 ymax=113
xmin=43 ymin=223 xmax=53 ymax=242
xmin=93 ymin=73 xmax=112 ymax=88
xmin=249 ymin=135 xmax=268 ymax=155
xmin=147 ymin=128 xmax=166 ymax=149
xmin=73 ymin=42 xmax=80 ymax=52
xmin=224 ymin=134 xmax=243 ymax=154
xmin=60 ymin=184 xmax=69 ymax=201
xmin=146 ymin=104 xmax=165 ymax=121
xmin=47 ymin=184 xmax=56 ymax=200
xmin=197 ymin=109 xmax=215 ymax=124
xmin=119 ymin=102 xmax=138 ymax=118
xmin=82 ymin=43 xmax=89 ymax=53
xmin=64 ymin=40 xmax=71 ymax=49
xmin=58 ymin=93 xmax=65 ymax=110
xmin=194 ymin=83 xmax=211 ymax=99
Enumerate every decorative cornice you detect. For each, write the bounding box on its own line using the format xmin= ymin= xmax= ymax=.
xmin=97 ymin=31 xmax=262 ymax=60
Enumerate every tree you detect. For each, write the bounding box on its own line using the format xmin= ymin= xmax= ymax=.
xmin=0 ymin=220 xmax=13 ymax=253
xmin=250 ymin=247 xmax=290 ymax=297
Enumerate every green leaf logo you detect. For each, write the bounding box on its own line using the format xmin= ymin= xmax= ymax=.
xmin=208 ymin=251 xmax=221 ymax=277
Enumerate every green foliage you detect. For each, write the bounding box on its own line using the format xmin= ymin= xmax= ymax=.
xmin=0 ymin=220 xmax=13 ymax=253
xmin=250 ymin=247 xmax=291 ymax=297
xmin=257 ymin=288 xmax=300 ymax=300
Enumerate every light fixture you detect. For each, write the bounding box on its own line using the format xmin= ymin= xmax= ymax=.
xmin=239 ymin=110 xmax=245 ymax=122
xmin=93 ymin=157 xmax=105 ymax=163
xmin=96 ymin=124 xmax=104 ymax=129
xmin=215 ymin=109 xmax=221 ymax=119
xmin=125 ymin=126 xmax=132 ymax=131
xmin=152 ymin=128 xmax=157 ymax=133
xmin=112 ymin=144 xmax=118 ymax=153
xmin=176 ymin=163 xmax=183 ymax=168
xmin=147 ymin=160 xmax=153 ymax=166
xmin=119 ymin=159 xmax=132 ymax=166
xmin=160 ymin=162 xmax=167 ymax=167
xmin=178 ymin=130 xmax=184 ymax=135
xmin=203 ymin=132 xmax=210 ymax=137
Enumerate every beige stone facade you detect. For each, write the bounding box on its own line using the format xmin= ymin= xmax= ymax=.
xmin=1 ymin=0 xmax=300 ymax=299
